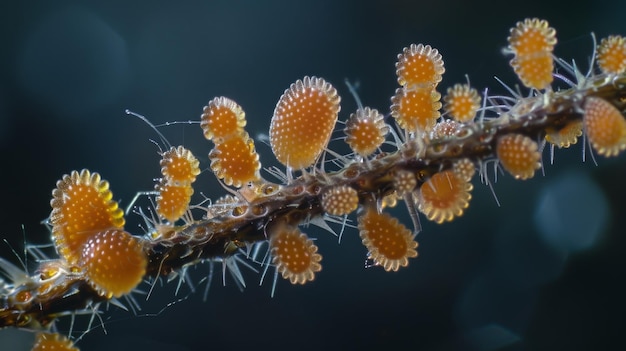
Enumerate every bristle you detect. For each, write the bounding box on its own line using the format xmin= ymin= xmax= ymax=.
xmin=396 ymin=43 xmax=445 ymax=88
xmin=200 ymin=96 xmax=247 ymax=141
xmin=583 ymin=96 xmax=626 ymax=157
xmin=270 ymin=224 xmax=322 ymax=285
xmin=358 ymin=207 xmax=418 ymax=272
xmin=50 ymin=169 xmax=125 ymax=264
xmin=596 ymin=35 xmax=626 ymax=75
xmin=270 ymin=76 xmax=341 ymax=169
xmin=496 ymin=133 xmax=542 ymax=179
xmin=80 ymin=229 xmax=147 ymax=298
xmin=508 ymin=18 xmax=556 ymax=90
xmin=417 ymin=170 xmax=472 ymax=224
xmin=344 ymin=107 xmax=389 ymax=157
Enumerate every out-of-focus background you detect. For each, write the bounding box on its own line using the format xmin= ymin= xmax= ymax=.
xmin=1 ymin=1 xmax=625 ymax=350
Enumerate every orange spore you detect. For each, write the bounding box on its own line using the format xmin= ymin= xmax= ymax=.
xmin=80 ymin=229 xmax=147 ymax=298
xmin=344 ymin=107 xmax=388 ymax=157
xmin=393 ymin=170 xmax=417 ymax=196
xmin=390 ymin=86 xmax=442 ymax=133
xmin=160 ymin=145 xmax=200 ymax=186
xmin=50 ymin=169 xmax=124 ymax=264
xmin=431 ymin=119 xmax=460 ymax=139
xmin=508 ymin=18 xmax=556 ymax=90
xmin=209 ymin=133 xmax=261 ymax=187
xmin=597 ymin=35 xmax=626 ymax=75
xmin=496 ymin=133 xmax=542 ymax=179
xmin=545 ymin=120 xmax=583 ymax=148
xmin=200 ymin=96 xmax=247 ymax=141
xmin=15 ymin=290 xmax=32 ymax=303
xmin=321 ymin=185 xmax=359 ymax=216
xmin=380 ymin=193 xmax=399 ymax=209
xmin=270 ymin=224 xmax=322 ymax=284
xmin=270 ymin=76 xmax=340 ymax=170
xmin=155 ymin=179 xmax=194 ymax=222
xmin=358 ymin=207 xmax=418 ymax=272
xmin=418 ymin=170 xmax=472 ymax=224
xmin=32 ymin=332 xmax=79 ymax=351
xmin=452 ymin=158 xmax=476 ymax=182
xmin=396 ymin=43 xmax=445 ymax=88
xmin=583 ymin=97 xmax=626 ymax=157
xmin=443 ymin=83 xmax=481 ymax=123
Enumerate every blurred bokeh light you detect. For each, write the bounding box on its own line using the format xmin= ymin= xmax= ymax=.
xmin=534 ymin=170 xmax=608 ymax=253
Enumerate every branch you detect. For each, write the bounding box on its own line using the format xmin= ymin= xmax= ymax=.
xmin=1 ymin=17 xmax=626 ymax=351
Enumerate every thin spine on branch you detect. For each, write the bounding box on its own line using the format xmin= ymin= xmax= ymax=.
xmin=1 ymin=18 xmax=626 ymax=350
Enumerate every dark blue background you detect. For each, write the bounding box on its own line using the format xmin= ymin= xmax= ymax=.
xmin=1 ymin=1 xmax=625 ymax=350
